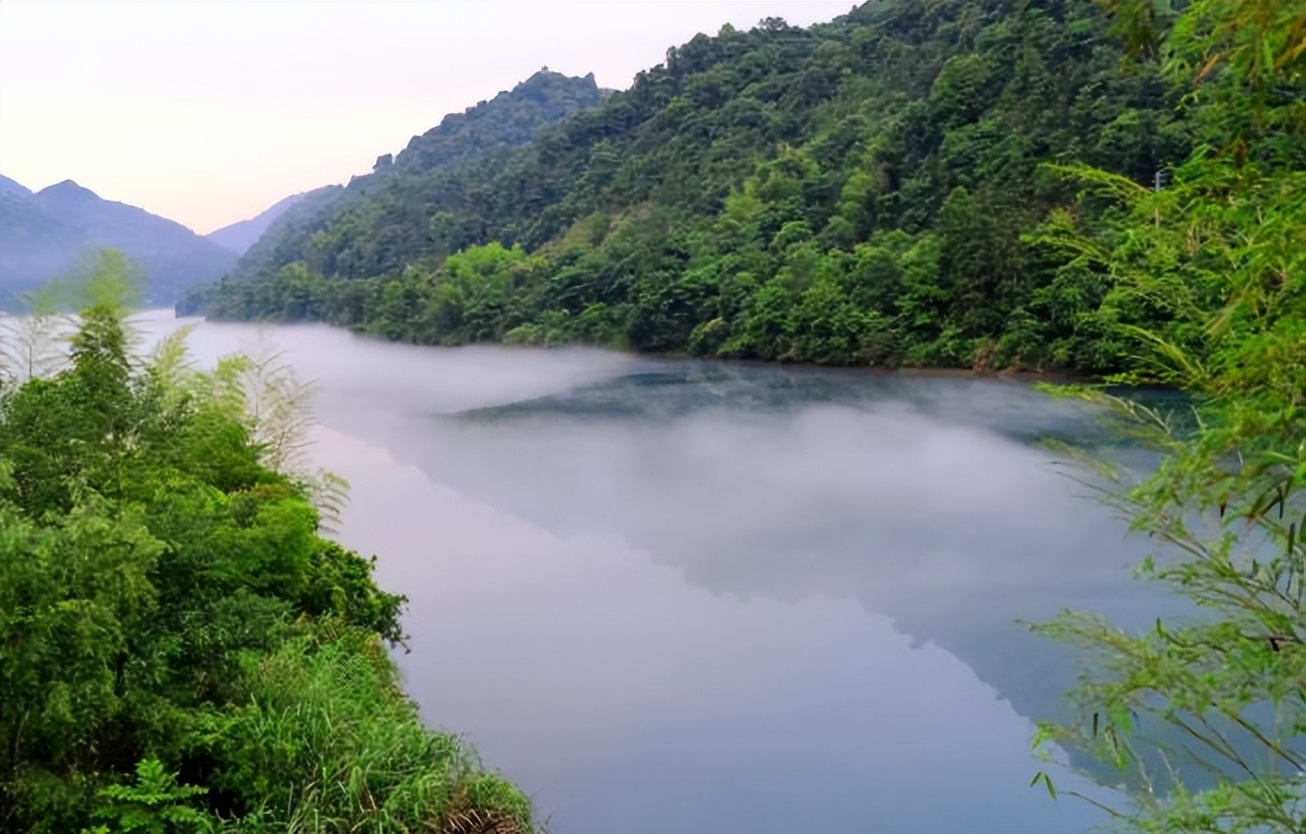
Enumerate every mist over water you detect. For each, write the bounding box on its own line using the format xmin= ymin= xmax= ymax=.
xmin=131 ymin=310 xmax=1166 ymax=832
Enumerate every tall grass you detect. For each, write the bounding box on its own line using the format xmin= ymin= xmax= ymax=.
xmin=205 ymin=628 xmax=532 ymax=834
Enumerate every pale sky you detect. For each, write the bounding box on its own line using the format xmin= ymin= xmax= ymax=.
xmin=0 ymin=1 xmax=854 ymax=234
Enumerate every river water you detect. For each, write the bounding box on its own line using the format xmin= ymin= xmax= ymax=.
xmin=130 ymin=311 xmax=1168 ymax=833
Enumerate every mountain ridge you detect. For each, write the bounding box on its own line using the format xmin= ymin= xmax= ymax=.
xmin=1 ymin=178 xmax=237 ymax=307
xmin=0 ymin=175 xmax=32 ymax=199
xmin=222 ymin=69 xmax=607 ymax=284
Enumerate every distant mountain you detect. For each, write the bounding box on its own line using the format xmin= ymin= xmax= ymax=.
xmin=0 ymin=179 xmax=237 ymax=306
xmin=0 ymin=175 xmax=32 ymax=199
xmin=206 ymin=192 xmax=307 ymax=255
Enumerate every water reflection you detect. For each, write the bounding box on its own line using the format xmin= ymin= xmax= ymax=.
xmin=346 ymin=361 xmax=1174 ymax=735
xmin=135 ymin=312 xmax=1158 ymax=832
xmin=321 ymin=429 xmax=1111 ymax=833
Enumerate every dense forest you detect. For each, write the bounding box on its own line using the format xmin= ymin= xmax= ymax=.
xmin=213 ymin=70 xmax=607 ymax=290
xmin=0 ymin=257 xmax=531 ymax=833
xmin=185 ymin=0 xmax=1198 ymax=373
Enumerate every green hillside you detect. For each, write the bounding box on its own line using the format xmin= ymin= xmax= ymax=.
xmin=214 ymin=69 xmax=607 ymax=287
xmin=182 ymin=0 xmax=1290 ymax=376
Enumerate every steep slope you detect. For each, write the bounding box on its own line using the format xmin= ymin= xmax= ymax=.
xmin=206 ymin=192 xmax=307 ymax=254
xmin=0 ymin=175 xmax=31 ymax=199
xmin=0 ymin=176 xmax=45 ymax=309
xmin=229 ymin=185 xmax=346 ymax=285
xmin=0 ymin=191 xmax=83 ymax=310
xmin=189 ymin=0 xmax=1183 ymax=373
xmin=1 ymin=180 xmax=237 ymax=305
xmin=220 ymin=70 xmax=607 ymax=285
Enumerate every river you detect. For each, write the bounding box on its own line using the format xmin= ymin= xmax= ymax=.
xmin=130 ymin=310 xmax=1167 ymax=833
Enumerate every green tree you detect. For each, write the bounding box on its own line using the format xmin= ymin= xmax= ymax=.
xmin=1030 ymin=2 xmax=1305 ymax=830
xmin=1 ymin=263 xmax=529 ymax=833
xmin=91 ymin=759 xmax=208 ymax=834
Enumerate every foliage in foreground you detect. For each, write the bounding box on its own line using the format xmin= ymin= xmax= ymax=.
xmin=0 ymin=254 xmax=532 ymax=833
xmin=1031 ymin=1 xmax=1305 ymax=831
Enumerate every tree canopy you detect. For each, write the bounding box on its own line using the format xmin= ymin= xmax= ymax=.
xmin=183 ymin=0 xmax=1191 ymax=374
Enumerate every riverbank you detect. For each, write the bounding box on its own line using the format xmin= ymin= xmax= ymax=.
xmin=186 ymin=308 xmax=1098 ymax=386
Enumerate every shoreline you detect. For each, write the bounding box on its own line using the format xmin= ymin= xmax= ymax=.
xmin=176 ymin=308 xmax=1100 ymax=385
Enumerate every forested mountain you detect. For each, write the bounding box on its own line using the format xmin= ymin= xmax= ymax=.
xmin=205 ymin=191 xmax=307 ymax=255
xmin=185 ymin=0 xmax=1189 ymax=373
xmin=223 ymin=184 xmax=346 ymax=286
xmin=0 ymin=179 xmax=237 ymax=306
xmin=216 ymin=70 xmax=608 ymax=286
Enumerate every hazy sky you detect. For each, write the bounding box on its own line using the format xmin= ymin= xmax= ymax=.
xmin=0 ymin=1 xmax=854 ymax=234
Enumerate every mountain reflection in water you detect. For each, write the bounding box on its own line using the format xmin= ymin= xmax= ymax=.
xmin=137 ymin=312 xmax=1165 ymax=833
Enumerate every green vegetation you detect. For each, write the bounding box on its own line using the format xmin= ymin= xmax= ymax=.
xmin=186 ymin=0 xmax=1193 ymax=373
xmin=0 ymin=254 xmax=531 ymax=833
xmin=208 ymin=69 xmax=607 ymax=289
xmin=1029 ymin=1 xmax=1305 ymax=830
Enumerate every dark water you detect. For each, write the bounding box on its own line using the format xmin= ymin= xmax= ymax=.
xmin=133 ymin=312 xmax=1173 ymax=833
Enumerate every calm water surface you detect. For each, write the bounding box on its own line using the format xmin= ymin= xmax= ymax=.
xmin=135 ymin=311 xmax=1169 ymax=833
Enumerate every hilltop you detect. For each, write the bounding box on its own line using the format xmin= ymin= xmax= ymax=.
xmin=219 ymin=69 xmax=608 ymax=285
xmin=0 ymin=178 xmax=236 ymax=306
